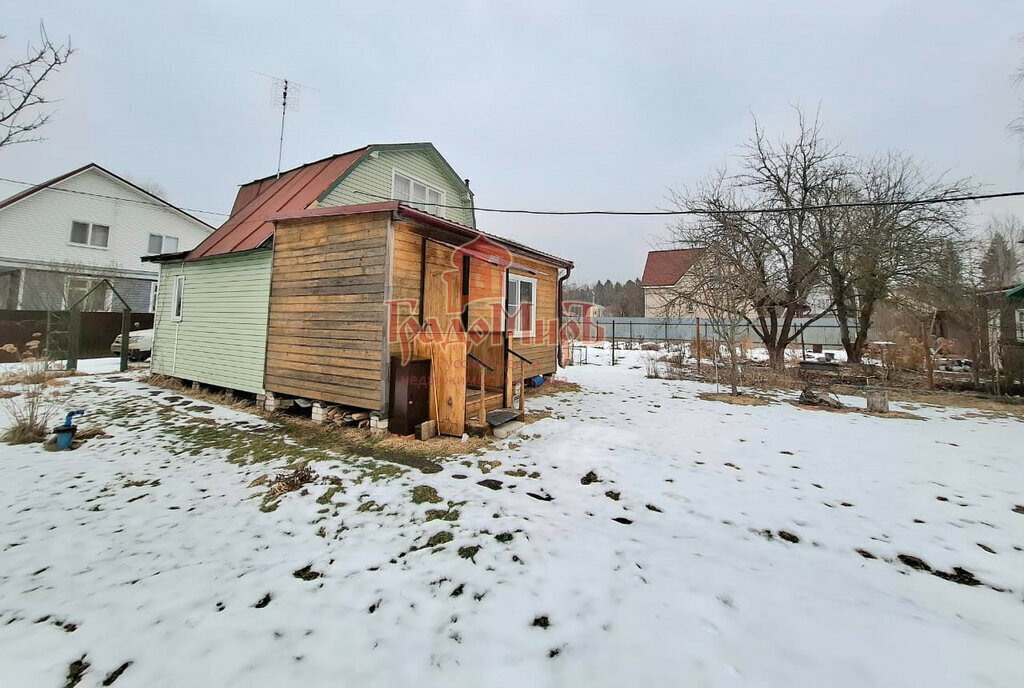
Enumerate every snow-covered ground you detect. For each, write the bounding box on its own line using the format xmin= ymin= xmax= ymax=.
xmin=1 ymin=348 xmax=1022 ymax=687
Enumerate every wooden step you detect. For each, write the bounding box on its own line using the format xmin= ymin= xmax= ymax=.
xmin=486 ymin=408 xmax=520 ymax=427
xmin=466 ymin=388 xmax=505 ymax=422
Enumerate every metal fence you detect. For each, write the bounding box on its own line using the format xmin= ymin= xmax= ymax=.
xmin=579 ymin=316 xmax=852 ymax=347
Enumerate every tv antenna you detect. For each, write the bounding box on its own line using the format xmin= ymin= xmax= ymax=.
xmin=251 ymin=71 xmax=319 ymax=178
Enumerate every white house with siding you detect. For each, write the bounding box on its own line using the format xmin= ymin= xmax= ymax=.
xmin=0 ymin=164 xmax=213 ymax=313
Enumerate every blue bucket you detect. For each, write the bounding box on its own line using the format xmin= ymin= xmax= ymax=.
xmin=53 ymin=425 xmax=77 ymax=450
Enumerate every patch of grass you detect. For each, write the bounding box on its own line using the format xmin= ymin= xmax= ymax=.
xmin=526 ymin=380 xmax=582 ymax=398
xmin=316 ymin=485 xmax=343 ymax=505
xmin=425 ymin=531 xmax=453 ymax=547
xmin=458 ymin=545 xmax=481 ymax=561
xmin=477 ymin=459 xmax=501 ymax=474
xmin=64 ymin=655 xmax=90 ymax=688
xmin=411 ymin=485 xmax=442 ymax=504
xmin=426 ymin=508 xmax=461 ymax=522
xmin=698 ymin=392 xmax=772 ymax=406
xmin=1 ymin=420 xmax=48 ymax=444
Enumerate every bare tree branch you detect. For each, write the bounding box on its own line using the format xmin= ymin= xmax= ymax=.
xmin=0 ymin=21 xmax=73 ymax=150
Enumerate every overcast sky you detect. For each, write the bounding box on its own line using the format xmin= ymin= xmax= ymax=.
xmin=1 ymin=1 xmax=1023 ymax=282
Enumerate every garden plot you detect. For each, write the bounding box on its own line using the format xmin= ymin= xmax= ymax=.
xmin=0 ymin=352 xmax=1022 ymax=688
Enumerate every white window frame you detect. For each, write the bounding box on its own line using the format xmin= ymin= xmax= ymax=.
xmin=1015 ymin=309 xmax=1024 ymax=343
xmin=69 ymin=220 xmax=110 ymax=249
xmin=147 ymin=234 xmax=179 ymax=254
xmin=148 ymin=281 xmax=159 ymax=313
xmin=63 ymin=276 xmax=112 ymax=311
xmin=391 ymin=169 xmax=446 ymax=218
xmin=507 ymin=274 xmax=537 ymax=338
xmin=172 ymin=275 xmax=185 ymax=321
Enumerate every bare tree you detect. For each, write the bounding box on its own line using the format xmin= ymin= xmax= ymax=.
xmin=823 ymin=152 xmax=973 ymax=363
xmin=670 ymin=108 xmax=844 ymax=370
xmin=1 ymin=22 xmax=73 ymax=150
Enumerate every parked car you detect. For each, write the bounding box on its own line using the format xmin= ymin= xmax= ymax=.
xmin=111 ymin=329 xmax=154 ymax=361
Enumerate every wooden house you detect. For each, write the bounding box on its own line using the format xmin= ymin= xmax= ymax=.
xmin=146 ymin=143 xmax=573 ymax=435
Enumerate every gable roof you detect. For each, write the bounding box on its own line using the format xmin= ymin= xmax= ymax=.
xmin=640 ymin=248 xmax=707 ymax=287
xmin=187 ymin=147 xmax=367 ymax=260
xmin=0 ymin=163 xmax=215 ymax=231
xmin=188 ymin=142 xmax=474 ymax=261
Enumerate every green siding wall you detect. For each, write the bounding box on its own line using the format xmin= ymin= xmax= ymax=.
xmin=319 ymin=148 xmax=476 ymax=228
xmin=151 ymin=250 xmax=272 ymax=394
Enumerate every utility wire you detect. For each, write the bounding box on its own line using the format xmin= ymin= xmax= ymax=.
xmin=0 ymin=176 xmax=230 ymax=217
xmin=354 ymin=189 xmax=1024 ymax=216
xmin=2 ymin=173 xmax=1023 ymax=221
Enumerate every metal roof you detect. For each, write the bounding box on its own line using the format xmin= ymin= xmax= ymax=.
xmin=187 ymin=148 xmax=367 ymax=260
xmin=640 ymin=248 xmax=707 ymax=286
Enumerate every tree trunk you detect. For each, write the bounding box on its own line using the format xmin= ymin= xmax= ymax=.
xmin=767 ymin=344 xmax=787 ymax=371
xmin=848 ymin=299 xmax=876 ymax=364
xmin=729 ymin=347 xmax=740 ymax=395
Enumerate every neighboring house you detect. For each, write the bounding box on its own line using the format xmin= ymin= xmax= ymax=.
xmin=146 ymin=143 xmax=573 ymax=436
xmin=640 ymin=248 xmax=707 ymax=318
xmin=0 ymin=164 xmax=213 ymax=313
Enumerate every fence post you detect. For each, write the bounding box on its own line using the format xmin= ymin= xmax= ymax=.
xmin=611 ymin=319 xmax=616 ymax=366
xmin=629 ymin=321 xmax=633 ymax=341
xmin=67 ymin=308 xmax=81 ymax=371
xmin=120 ymin=308 xmax=131 ymax=373
xmin=695 ymin=316 xmax=702 ymax=374
xmin=921 ymin=320 xmax=934 ymax=390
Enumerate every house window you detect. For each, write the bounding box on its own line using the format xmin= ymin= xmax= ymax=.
xmin=148 ymin=234 xmax=179 ymax=254
xmin=64 ymin=277 xmax=110 ymax=311
xmin=148 ymin=282 xmax=159 ymax=313
xmin=392 ymin=171 xmax=445 ymax=217
xmin=507 ymin=274 xmax=537 ymax=338
xmin=1016 ymin=309 xmax=1024 ymax=343
xmin=172 ymin=275 xmax=185 ymax=321
xmin=69 ymin=221 xmax=110 ymax=247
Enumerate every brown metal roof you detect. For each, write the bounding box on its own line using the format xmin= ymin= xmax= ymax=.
xmin=640 ymin=248 xmax=706 ymax=286
xmin=187 ymin=148 xmax=368 ymax=260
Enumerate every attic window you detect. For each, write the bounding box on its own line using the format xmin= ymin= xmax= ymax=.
xmin=70 ymin=221 xmax=109 ymax=248
xmin=148 ymin=234 xmax=179 ymax=254
xmin=393 ymin=171 xmax=445 ymax=218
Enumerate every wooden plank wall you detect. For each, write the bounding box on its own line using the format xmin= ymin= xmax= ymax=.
xmin=508 ymin=253 xmax=560 ymax=378
xmin=265 ymin=212 xmax=389 ymax=409
xmin=388 ymin=220 xmax=561 ymax=389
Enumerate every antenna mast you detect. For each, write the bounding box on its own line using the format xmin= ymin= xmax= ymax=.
xmin=277 ymin=79 xmax=288 ymax=179
xmin=251 ymin=71 xmax=317 ymax=179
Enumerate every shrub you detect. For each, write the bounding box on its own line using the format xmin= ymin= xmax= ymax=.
xmin=1 ymin=355 xmax=63 ymax=445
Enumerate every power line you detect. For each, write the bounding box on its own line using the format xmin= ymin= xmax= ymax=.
xmin=0 ymin=176 xmax=230 ymax=217
xmin=350 ymin=189 xmax=1024 ymax=216
xmin=3 ymin=173 xmax=1023 ymax=222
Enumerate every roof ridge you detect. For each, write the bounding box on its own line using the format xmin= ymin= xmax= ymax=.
xmin=239 ymin=145 xmax=370 ymax=187
xmin=0 ymin=162 xmax=215 ymax=230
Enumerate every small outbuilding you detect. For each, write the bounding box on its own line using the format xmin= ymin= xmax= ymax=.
xmin=146 ymin=143 xmax=573 ymax=435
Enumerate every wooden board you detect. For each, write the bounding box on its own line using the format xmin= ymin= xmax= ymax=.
xmin=429 ymin=335 xmax=466 ymax=436
xmin=264 ymin=212 xmax=389 ymax=410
